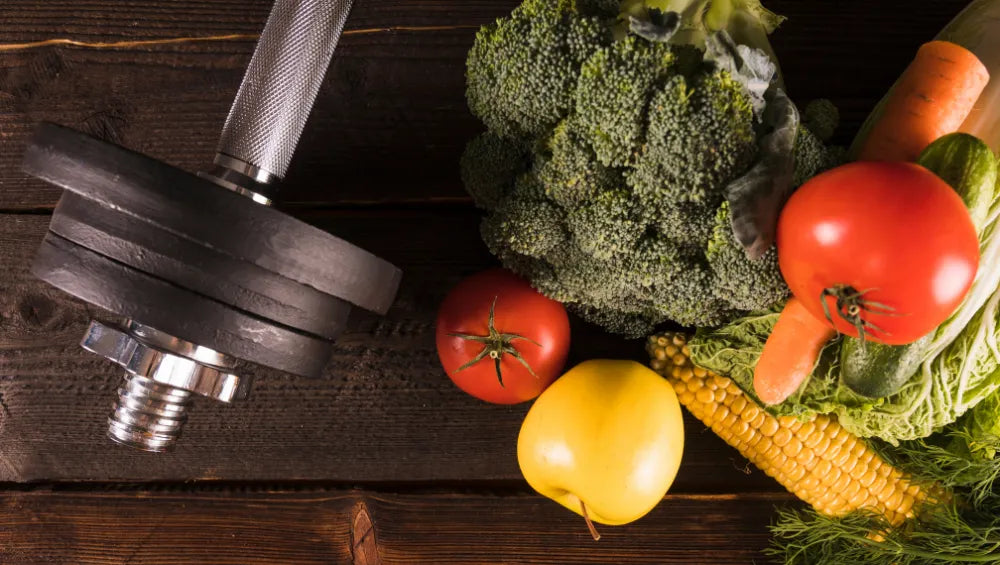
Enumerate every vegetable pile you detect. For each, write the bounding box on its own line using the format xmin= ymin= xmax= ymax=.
xmin=449 ymin=0 xmax=1000 ymax=561
xmin=461 ymin=0 xmax=842 ymax=336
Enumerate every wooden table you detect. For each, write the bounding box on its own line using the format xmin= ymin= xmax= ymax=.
xmin=0 ymin=1 xmax=970 ymax=563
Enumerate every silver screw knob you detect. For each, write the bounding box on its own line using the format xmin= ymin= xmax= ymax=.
xmin=108 ymin=375 xmax=194 ymax=452
xmin=81 ymin=321 xmax=252 ymax=452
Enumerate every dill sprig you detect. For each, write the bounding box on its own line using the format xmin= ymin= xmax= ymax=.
xmin=767 ymin=431 xmax=1000 ymax=564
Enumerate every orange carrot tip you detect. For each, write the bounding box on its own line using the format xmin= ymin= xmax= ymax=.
xmin=753 ymin=298 xmax=837 ymax=406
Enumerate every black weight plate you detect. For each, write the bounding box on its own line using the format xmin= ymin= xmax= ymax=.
xmin=51 ymin=191 xmax=351 ymax=341
xmin=32 ymin=233 xmax=332 ymax=378
xmin=23 ymin=123 xmax=402 ymax=314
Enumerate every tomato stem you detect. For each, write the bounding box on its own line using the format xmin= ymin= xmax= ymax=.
xmin=819 ymin=285 xmax=901 ymax=343
xmin=448 ymin=296 xmax=542 ymax=387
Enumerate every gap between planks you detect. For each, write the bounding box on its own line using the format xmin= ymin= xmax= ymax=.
xmin=0 ymin=25 xmax=482 ymax=53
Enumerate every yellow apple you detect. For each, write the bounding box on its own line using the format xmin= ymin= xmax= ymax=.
xmin=517 ymin=359 xmax=684 ymax=531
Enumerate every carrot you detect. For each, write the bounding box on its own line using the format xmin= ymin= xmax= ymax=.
xmin=754 ymin=298 xmax=837 ymax=406
xmin=857 ymin=40 xmax=989 ymax=163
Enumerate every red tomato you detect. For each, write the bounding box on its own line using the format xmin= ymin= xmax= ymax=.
xmin=777 ymin=161 xmax=979 ymax=345
xmin=436 ymin=269 xmax=570 ymax=404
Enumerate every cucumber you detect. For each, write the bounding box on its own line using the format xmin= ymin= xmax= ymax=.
xmin=917 ymin=132 xmax=998 ymax=233
xmin=840 ymin=334 xmax=932 ymax=399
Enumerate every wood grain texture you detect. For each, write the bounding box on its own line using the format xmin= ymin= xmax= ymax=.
xmin=0 ymin=487 xmax=792 ymax=564
xmin=0 ymin=0 xmax=969 ymax=210
xmin=0 ymin=211 xmax=776 ymax=489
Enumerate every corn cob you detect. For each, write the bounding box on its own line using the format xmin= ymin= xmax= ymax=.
xmin=647 ymin=332 xmax=944 ymax=526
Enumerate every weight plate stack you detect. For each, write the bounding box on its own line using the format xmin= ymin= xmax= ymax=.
xmin=26 ymin=123 xmax=402 ymax=378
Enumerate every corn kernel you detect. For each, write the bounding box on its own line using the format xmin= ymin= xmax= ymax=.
xmin=812 ymin=435 xmax=831 ymax=455
xmin=797 ymin=420 xmax=815 ymax=438
xmin=786 ymin=464 xmax=807 ymax=483
xmin=732 ymin=419 xmax=751 ymax=438
xmin=795 ymin=448 xmax=816 ymax=467
xmin=797 ymin=475 xmax=820 ymax=492
xmin=712 ymin=375 xmax=729 ymax=389
xmin=869 ymin=475 xmax=889 ymax=499
xmin=884 ymin=489 xmax=904 ymax=511
xmin=783 ymin=437 xmax=803 ymax=458
xmin=696 ymin=388 xmax=714 ymax=404
xmin=832 ymin=446 xmax=853 ymax=469
xmin=740 ymin=404 xmax=761 ymax=424
xmin=842 ymin=480 xmax=861 ymax=501
xmin=831 ymin=471 xmax=851 ymax=492
xmin=814 ymin=416 xmax=831 ymax=431
xmin=693 ymin=366 xmax=708 ymax=378
xmin=858 ymin=469 xmax=877 ymax=488
xmin=814 ymin=458 xmax=833 ymax=479
xmin=730 ymin=396 xmax=747 ymax=415
xmin=803 ymin=432 xmax=823 ymax=449
xmin=759 ymin=417 xmax=779 ymax=437
xmin=773 ymin=427 xmax=793 ymax=447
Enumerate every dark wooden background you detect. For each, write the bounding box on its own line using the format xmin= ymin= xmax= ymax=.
xmin=0 ymin=1 xmax=971 ymax=563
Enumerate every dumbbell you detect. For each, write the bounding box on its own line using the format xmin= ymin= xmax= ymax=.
xmin=21 ymin=0 xmax=402 ymax=452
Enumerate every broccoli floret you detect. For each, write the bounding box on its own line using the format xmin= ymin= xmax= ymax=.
xmin=466 ymin=0 xmax=613 ymax=141
xmin=481 ymin=176 xmax=567 ymax=259
xmin=574 ymin=36 xmax=676 ymax=166
xmin=460 ymin=132 xmax=530 ymax=210
xmin=658 ymin=257 xmax=735 ymax=327
xmin=628 ymin=70 xmax=758 ymax=207
xmin=566 ymin=189 xmax=644 ymax=259
xmin=802 ymin=98 xmax=839 ymax=142
xmin=569 ymin=304 xmax=661 ymax=338
xmin=537 ymin=120 xmax=620 ymax=207
xmin=651 ymin=200 xmax=717 ymax=245
xmin=793 ymin=125 xmax=846 ymax=187
xmin=706 ymin=201 xmax=789 ymax=311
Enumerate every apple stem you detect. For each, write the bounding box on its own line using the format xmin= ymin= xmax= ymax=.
xmin=579 ymin=500 xmax=601 ymax=541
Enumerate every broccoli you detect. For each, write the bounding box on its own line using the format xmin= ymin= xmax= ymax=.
xmin=481 ymin=175 xmax=567 ymax=260
xmin=536 ymin=120 xmax=620 ymax=207
xmin=465 ymin=0 xmax=614 ymax=142
xmin=464 ymin=0 xmax=841 ymax=336
xmin=787 ymin=98 xmax=844 ymax=186
xmin=566 ymin=188 xmax=644 ymax=260
xmin=460 ymin=132 xmax=530 ymax=210
xmin=792 ymin=126 xmax=846 ymax=187
xmin=573 ymin=36 xmax=677 ymax=167
xmin=628 ymin=70 xmax=758 ymax=207
xmin=802 ymin=98 xmax=840 ymax=143
xmin=706 ymin=201 xmax=788 ymax=311
xmin=653 ymin=200 xmax=717 ymax=244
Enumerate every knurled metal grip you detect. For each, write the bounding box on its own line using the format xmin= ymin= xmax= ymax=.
xmin=216 ymin=0 xmax=354 ymax=187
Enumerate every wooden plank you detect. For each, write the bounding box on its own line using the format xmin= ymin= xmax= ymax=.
xmin=0 ymin=0 xmax=968 ymax=210
xmin=0 ymin=487 xmax=792 ymax=564
xmin=0 ymin=211 xmax=778 ymax=490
